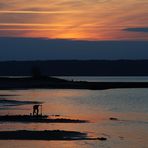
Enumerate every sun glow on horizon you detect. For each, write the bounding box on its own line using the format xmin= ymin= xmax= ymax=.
xmin=0 ymin=0 xmax=148 ymax=40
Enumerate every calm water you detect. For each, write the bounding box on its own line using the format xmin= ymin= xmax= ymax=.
xmin=58 ymin=76 xmax=148 ymax=82
xmin=0 ymin=77 xmax=148 ymax=148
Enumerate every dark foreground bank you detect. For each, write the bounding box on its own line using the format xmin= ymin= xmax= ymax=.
xmin=0 ymin=77 xmax=148 ymax=90
xmin=0 ymin=130 xmax=106 ymax=141
xmin=0 ymin=115 xmax=88 ymax=123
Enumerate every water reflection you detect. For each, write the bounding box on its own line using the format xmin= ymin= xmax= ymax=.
xmin=0 ymin=89 xmax=148 ymax=147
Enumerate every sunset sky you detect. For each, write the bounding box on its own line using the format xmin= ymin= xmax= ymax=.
xmin=0 ymin=0 xmax=148 ymax=40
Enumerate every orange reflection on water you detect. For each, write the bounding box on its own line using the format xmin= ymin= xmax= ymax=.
xmin=0 ymin=89 xmax=148 ymax=148
xmin=0 ymin=140 xmax=92 ymax=148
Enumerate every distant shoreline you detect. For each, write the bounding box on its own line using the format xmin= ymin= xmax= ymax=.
xmin=1 ymin=60 xmax=148 ymax=76
xmin=0 ymin=77 xmax=148 ymax=90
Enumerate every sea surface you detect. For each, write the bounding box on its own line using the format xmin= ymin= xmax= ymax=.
xmin=0 ymin=77 xmax=148 ymax=148
xmin=58 ymin=76 xmax=148 ymax=82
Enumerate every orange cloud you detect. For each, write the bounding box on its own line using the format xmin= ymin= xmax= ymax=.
xmin=0 ymin=0 xmax=148 ymax=40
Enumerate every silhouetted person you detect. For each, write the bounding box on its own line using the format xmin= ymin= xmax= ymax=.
xmin=33 ymin=105 xmax=40 ymax=116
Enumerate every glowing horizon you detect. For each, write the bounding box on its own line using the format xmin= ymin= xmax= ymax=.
xmin=0 ymin=0 xmax=148 ymax=40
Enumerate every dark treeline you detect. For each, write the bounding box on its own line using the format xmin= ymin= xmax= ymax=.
xmin=0 ymin=60 xmax=148 ymax=76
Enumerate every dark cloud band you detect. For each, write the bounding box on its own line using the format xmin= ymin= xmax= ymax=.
xmin=124 ymin=28 xmax=148 ymax=33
